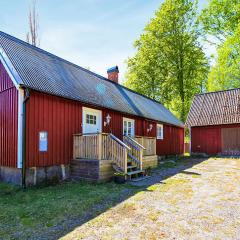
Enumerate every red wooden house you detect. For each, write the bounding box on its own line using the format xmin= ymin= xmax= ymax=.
xmin=0 ymin=32 xmax=184 ymax=186
xmin=186 ymin=89 xmax=240 ymax=156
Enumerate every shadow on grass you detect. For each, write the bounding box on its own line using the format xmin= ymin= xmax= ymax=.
xmin=0 ymin=156 xmax=208 ymax=240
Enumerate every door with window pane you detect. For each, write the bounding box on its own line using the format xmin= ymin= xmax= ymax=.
xmin=123 ymin=118 xmax=135 ymax=137
xmin=82 ymin=107 xmax=102 ymax=134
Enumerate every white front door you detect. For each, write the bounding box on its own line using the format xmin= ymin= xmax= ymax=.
xmin=123 ymin=117 xmax=135 ymax=137
xmin=82 ymin=107 xmax=102 ymax=134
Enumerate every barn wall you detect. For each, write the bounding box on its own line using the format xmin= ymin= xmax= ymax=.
xmin=26 ymin=90 xmax=184 ymax=167
xmin=191 ymin=124 xmax=240 ymax=155
xmin=156 ymin=125 xmax=184 ymax=156
xmin=0 ymin=61 xmax=18 ymax=167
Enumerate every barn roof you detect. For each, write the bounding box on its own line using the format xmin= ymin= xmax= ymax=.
xmin=0 ymin=31 xmax=183 ymax=127
xmin=186 ymin=89 xmax=240 ymax=127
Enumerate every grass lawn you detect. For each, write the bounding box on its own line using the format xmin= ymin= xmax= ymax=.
xmin=0 ymin=181 xmax=139 ymax=240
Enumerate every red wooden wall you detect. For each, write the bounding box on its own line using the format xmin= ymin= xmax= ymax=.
xmin=156 ymin=125 xmax=184 ymax=155
xmin=26 ymin=90 xmax=184 ymax=167
xmin=26 ymin=91 xmax=82 ymax=167
xmin=0 ymin=61 xmax=18 ymax=167
xmin=191 ymin=124 xmax=240 ymax=155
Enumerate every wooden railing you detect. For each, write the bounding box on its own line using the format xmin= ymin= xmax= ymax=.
xmin=109 ymin=134 xmax=130 ymax=173
xmin=73 ymin=133 xmax=129 ymax=174
xmin=134 ymin=136 xmax=156 ymax=156
xmin=123 ymin=136 xmax=145 ymax=170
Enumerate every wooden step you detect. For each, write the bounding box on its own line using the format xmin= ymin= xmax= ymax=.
xmin=127 ymin=170 xmax=144 ymax=176
xmin=127 ymin=165 xmax=137 ymax=169
xmin=112 ymin=164 xmax=124 ymax=173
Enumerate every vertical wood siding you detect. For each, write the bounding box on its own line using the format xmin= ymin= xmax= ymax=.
xmin=26 ymin=91 xmax=184 ymax=167
xmin=156 ymin=125 xmax=184 ymax=155
xmin=26 ymin=91 xmax=82 ymax=167
xmin=0 ymin=61 xmax=18 ymax=167
xmin=191 ymin=124 xmax=240 ymax=155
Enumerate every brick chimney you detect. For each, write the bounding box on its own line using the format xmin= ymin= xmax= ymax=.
xmin=107 ymin=66 xmax=119 ymax=83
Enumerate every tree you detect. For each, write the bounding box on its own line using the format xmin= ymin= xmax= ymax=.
xmin=200 ymin=0 xmax=240 ymax=91
xmin=26 ymin=0 xmax=40 ymax=47
xmin=207 ymin=25 xmax=240 ymax=91
xmin=125 ymin=0 xmax=209 ymax=121
xmin=199 ymin=0 xmax=240 ymax=43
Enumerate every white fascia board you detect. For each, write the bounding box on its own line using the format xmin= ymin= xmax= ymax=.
xmin=0 ymin=46 xmax=23 ymax=89
xmin=0 ymin=46 xmax=24 ymax=168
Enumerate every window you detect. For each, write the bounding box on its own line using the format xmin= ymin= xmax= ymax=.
xmin=39 ymin=131 xmax=48 ymax=152
xmin=123 ymin=118 xmax=135 ymax=136
xmin=157 ymin=124 xmax=163 ymax=139
xmin=86 ymin=114 xmax=97 ymax=125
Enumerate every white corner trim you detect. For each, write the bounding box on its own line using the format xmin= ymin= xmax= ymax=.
xmin=0 ymin=47 xmax=22 ymax=89
xmin=0 ymin=46 xmax=24 ymax=168
xmin=17 ymin=88 xmax=24 ymax=169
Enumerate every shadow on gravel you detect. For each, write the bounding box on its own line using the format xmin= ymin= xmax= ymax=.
xmin=45 ymin=157 xmax=209 ymax=240
xmin=130 ymin=157 xmax=208 ymax=188
xmin=2 ymin=157 xmax=209 ymax=240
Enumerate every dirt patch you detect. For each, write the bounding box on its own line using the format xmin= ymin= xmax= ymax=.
xmin=62 ymin=158 xmax=240 ymax=240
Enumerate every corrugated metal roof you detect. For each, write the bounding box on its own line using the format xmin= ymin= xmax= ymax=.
xmin=0 ymin=31 xmax=183 ymax=127
xmin=186 ymin=89 xmax=240 ymax=127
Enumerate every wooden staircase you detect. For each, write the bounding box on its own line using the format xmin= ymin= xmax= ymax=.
xmin=112 ymin=135 xmax=146 ymax=180
xmin=72 ymin=132 xmax=148 ymax=182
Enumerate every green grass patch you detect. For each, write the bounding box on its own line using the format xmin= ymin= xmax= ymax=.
xmin=0 ymin=181 xmax=137 ymax=239
xmin=160 ymin=161 xmax=177 ymax=168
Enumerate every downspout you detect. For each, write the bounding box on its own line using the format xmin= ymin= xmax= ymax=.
xmin=22 ymin=88 xmax=30 ymax=189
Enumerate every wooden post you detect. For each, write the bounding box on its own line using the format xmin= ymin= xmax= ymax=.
xmin=154 ymin=138 xmax=156 ymax=155
xmin=140 ymin=148 xmax=143 ymax=170
xmin=124 ymin=148 xmax=128 ymax=174
xmin=98 ymin=133 xmax=102 ymax=160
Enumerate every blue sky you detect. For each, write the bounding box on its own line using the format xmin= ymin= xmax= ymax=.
xmin=0 ymin=0 xmax=210 ymax=82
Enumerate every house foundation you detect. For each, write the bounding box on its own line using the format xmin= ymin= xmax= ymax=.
xmin=0 ymin=164 xmax=70 ymax=186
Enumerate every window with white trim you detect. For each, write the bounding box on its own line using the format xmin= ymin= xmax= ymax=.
xmin=123 ymin=118 xmax=135 ymax=136
xmin=157 ymin=124 xmax=164 ymax=139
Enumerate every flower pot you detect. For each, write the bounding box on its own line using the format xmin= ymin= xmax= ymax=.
xmin=114 ymin=175 xmax=126 ymax=184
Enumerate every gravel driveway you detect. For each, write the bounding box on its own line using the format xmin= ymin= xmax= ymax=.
xmin=62 ymin=157 xmax=240 ymax=240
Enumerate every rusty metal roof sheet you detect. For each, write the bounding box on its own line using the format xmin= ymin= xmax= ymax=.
xmin=0 ymin=31 xmax=183 ymax=127
xmin=186 ymin=89 xmax=240 ymax=127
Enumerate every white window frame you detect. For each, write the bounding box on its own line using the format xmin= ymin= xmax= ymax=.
xmin=157 ymin=124 xmax=164 ymax=140
xmin=123 ymin=117 xmax=135 ymax=137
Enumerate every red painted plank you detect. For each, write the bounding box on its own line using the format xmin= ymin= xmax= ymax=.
xmin=0 ymin=61 xmax=18 ymax=167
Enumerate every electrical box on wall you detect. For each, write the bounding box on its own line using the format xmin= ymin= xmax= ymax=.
xmin=39 ymin=131 xmax=48 ymax=152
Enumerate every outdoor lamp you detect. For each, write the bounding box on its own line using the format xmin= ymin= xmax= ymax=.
xmin=104 ymin=114 xmax=111 ymax=126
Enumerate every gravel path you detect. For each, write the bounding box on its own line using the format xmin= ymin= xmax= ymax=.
xmin=62 ymin=157 xmax=240 ymax=240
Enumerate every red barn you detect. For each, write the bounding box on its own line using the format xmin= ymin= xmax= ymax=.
xmin=186 ymin=89 xmax=240 ymax=156
xmin=0 ymin=32 xmax=184 ymax=186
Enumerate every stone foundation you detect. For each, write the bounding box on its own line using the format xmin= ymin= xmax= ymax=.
xmin=0 ymin=166 xmax=22 ymax=185
xmin=0 ymin=164 xmax=70 ymax=186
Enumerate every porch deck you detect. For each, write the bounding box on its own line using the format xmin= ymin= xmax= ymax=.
xmin=72 ymin=133 xmax=158 ymax=182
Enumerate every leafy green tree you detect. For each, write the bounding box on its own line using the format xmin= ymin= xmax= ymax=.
xmin=207 ymin=25 xmax=240 ymax=91
xmin=200 ymin=0 xmax=240 ymax=91
xmin=199 ymin=0 xmax=240 ymax=42
xmin=125 ymin=0 xmax=209 ymax=121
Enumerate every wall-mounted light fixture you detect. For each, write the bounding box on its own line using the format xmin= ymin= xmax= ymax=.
xmin=104 ymin=114 xmax=111 ymax=127
xmin=147 ymin=124 xmax=153 ymax=133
